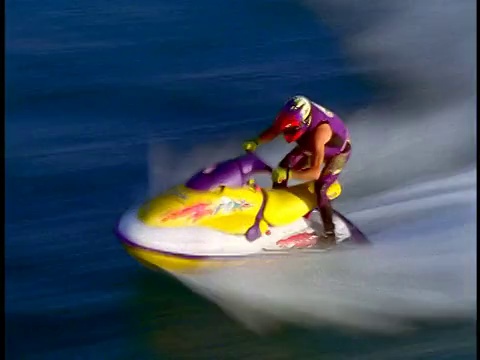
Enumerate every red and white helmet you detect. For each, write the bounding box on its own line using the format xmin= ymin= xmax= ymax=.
xmin=273 ymin=95 xmax=312 ymax=142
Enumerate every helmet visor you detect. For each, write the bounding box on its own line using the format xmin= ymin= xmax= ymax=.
xmin=283 ymin=126 xmax=304 ymax=143
xmin=283 ymin=126 xmax=301 ymax=136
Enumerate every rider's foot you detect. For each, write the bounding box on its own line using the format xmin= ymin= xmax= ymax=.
xmin=314 ymin=230 xmax=337 ymax=249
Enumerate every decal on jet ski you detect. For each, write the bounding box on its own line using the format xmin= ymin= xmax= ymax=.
xmin=212 ymin=196 xmax=252 ymax=215
xmin=276 ymin=231 xmax=318 ymax=249
xmin=160 ymin=197 xmax=252 ymax=223
xmin=160 ymin=202 xmax=213 ymax=222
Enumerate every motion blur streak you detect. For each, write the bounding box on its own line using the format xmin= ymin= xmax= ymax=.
xmin=149 ymin=0 xmax=476 ymax=334
xmin=303 ymin=0 xmax=476 ymax=196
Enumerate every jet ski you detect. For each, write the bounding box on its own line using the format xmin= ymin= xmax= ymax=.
xmin=115 ymin=151 xmax=369 ymax=273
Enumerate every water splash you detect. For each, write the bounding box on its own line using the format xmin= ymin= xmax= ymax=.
xmin=171 ymin=169 xmax=475 ymax=333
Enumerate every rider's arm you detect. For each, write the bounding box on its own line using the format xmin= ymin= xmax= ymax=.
xmin=289 ymin=124 xmax=332 ymax=181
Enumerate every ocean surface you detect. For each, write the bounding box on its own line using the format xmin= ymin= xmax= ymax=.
xmin=5 ymin=0 xmax=476 ymax=359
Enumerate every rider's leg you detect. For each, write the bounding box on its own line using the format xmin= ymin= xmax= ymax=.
xmin=314 ymin=143 xmax=351 ymax=244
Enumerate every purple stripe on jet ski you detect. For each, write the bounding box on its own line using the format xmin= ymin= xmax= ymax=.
xmin=245 ymin=188 xmax=272 ymax=241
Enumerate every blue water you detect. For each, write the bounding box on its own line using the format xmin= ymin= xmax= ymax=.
xmin=5 ymin=0 xmax=475 ymax=359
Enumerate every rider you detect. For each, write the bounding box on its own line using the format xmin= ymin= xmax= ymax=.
xmin=242 ymin=95 xmax=351 ymax=247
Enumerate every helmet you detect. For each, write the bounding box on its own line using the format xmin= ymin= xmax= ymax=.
xmin=273 ymin=95 xmax=312 ymax=143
